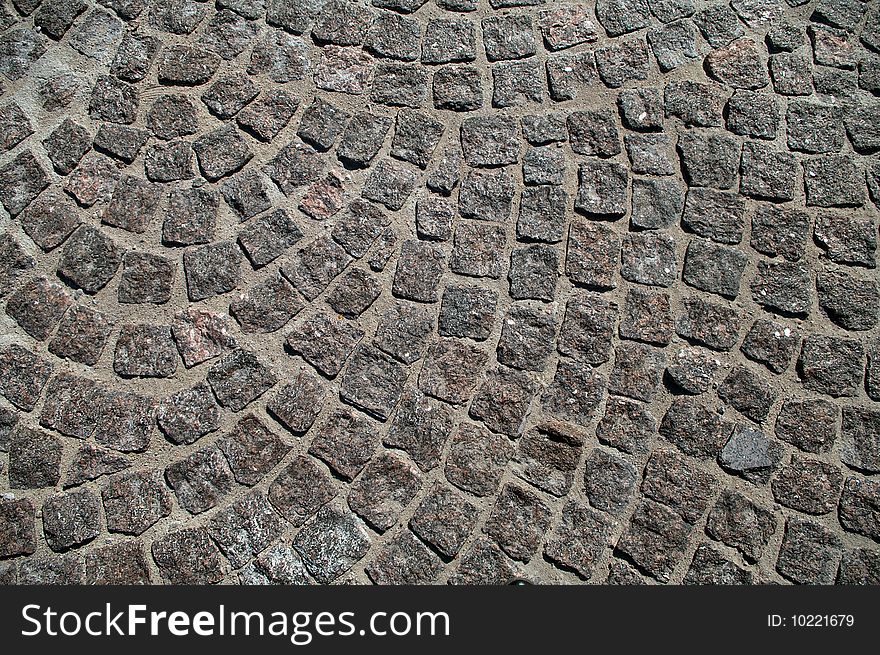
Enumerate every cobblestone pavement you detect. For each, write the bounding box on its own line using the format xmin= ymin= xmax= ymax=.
xmin=1 ymin=0 xmax=879 ymax=586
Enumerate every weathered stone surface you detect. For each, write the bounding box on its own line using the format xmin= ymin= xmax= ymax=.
xmin=776 ymin=517 xmax=842 ymax=585
xmin=101 ymin=470 xmax=172 ymax=535
xmin=268 ymin=455 xmax=337 ymax=526
xmin=219 ymin=414 xmax=291 ymax=485
xmin=293 ymin=505 xmax=371 ymax=583
xmin=152 ymin=527 xmax=226 ymax=584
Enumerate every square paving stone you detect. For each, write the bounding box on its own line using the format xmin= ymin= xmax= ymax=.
xmin=545 ymin=500 xmax=614 ymax=580
xmin=0 ymin=345 xmax=53 ymax=412
xmin=268 ymin=455 xmax=337 ymax=526
xmin=366 ymin=528 xmax=443 ymax=585
xmin=438 ymin=285 xmax=497 ymax=342
xmin=39 ymin=372 xmax=99 ymax=439
xmin=171 ymin=308 xmax=237 ymax=368
xmin=706 ymin=490 xmax=776 ymax=562
xmin=630 ymin=178 xmax=685 ymax=230
xmin=231 ymin=274 xmax=304 ymax=334
xmin=331 ymin=198 xmax=391 ymax=258
xmin=677 ymin=131 xmax=739 ymax=189
xmin=209 ymin=492 xmax=285 ymax=568
xmin=390 ymin=109 xmax=444 ymax=169
xmin=584 ymin=446 xmax=638 ymax=515
xmin=665 ymin=346 xmax=720 ymax=395
xmin=8 ymin=426 xmax=61 ymax=488
xmin=608 ymin=342 xmax=665 ymax=402
xmin=676 ymin=297 xmax=741 ymax=352
xmin=450 ymin=222 xmax=506 ymax=279
xmin=418 ymin=338 xmax=489 ymax=405
xmin=740 ymin=142 xmax=797 ymax=201
xmin=111 ymin=32 xmax=160 ymax=82
xmin=370 ymin=62 xmax=429 ymax=108
xmin=293 ymin=505 xmax=372 ymax=583
xmin=348 ymin=452 xmax=421 ymax=532
xmin=113 ymin=324 xmax=178 ymax=378
xmin=192 ymin=125 xmax=253 ymax=180
xmin=220 ymin=169 xmax=271 ymax=221
xmin=618 ymin=87 xmax=663 ymax=131
xmin=620 ymin=231 xmax=677 ymax=288
xmin=236 ymin=89 xmax=299 ymax=142
xmin=152 ymin=528 xmax=226 ymax=584
xmin=88 ymin=75 xmax=138 ymax=124
xmin=422 ymin=16 xmax=477 ymax=63
xmin=522 ymin=145 xmax=566 ymax=186
xmin=219 ymin=414 xmax=291 ymax=486
xmin=5 ymin=276 xmax=73 ymax=340
xmin=786 ymin=100 xmax=845 ymax=153
xmin=541 ymin=358 xmax=605 ymax=426
xmin=372 ymin=299 xmax=433 ymax=364
xmin=118 ymin=252 xmax=175 ymax=305
xmin=391 ymin=240 xmax=444 ymax=303
xmin=575 ymin=160 xmax=629 ymax=216
xmin=616 ymin=499 xmax=692 ymax=583
xmin=237 ymin=208 xmax=303 ymax=268
xmin=619 ymin=287 xmax=674 ymax=346
xmin=18 ymin=189 xmax=81 ymax=252
xmin=201 ymin=74 xmax=259 ymax=118
xmin=101 ymin=470 xmax=172 ymax=535
xmin=247 ymin=30 xmax=310 ymax=82
xmin=659 ymin=397 xmax=733 ymax=459
xmin=798 ymin=334 xmax=863 ymax=398
xmin=774 ymin=397 xmax=838 ymax=454
xmin=0 ymin=497 xmax=36 ymax=558
xmin=508 ymin=245 xmax=558 ymax=301
xmin=497 ymin=304 xmax=557 ymax=372
xmin=718 ymin=364 xmax=776 ymax=422
xmin=726 ymin=90 xmax=780 ymax=139
xmin=184 ymin=241 xmax=242 ymax=301
xmin=663 ymin=80 xmax=724 ymax=127
xmin=84 ymin=540 xmax=151 ymax=585
xmin=624 ymin=133 xmax=676 ymax=176
xmin=740 ymin=318 xmax=799 ymax=374
xmin=41 ymin=488 xmax=101 ymax=551
xmin=681 ymin=188 xmax=745 ymax=245
xmin=518 ymin=185 xmax=567 ymax=243
xmin=263 ymin=140 xmax=327 ymax=196
xmin=0 ymin=232 xmax=37 ymax=296
xmin=315 ymin=45 xmax=375 ymax=95
xmin=43 ymin=119 xmax=91 ymax=175
xmin=458 ymin=168 xmax=515 ymax=223
xmin=814 ymin=213 xmax=876 ymax=268
xmin=681 ymin=238 xmax=746 ymax=299
xmin=287 ymin=310 xmax=365 ymax=377
xmin=157 ymin=383 xmax=220 ymax=446
xmin=427 ymin=144 xmax=464 ymax=194
xmin=162 ymin=188 xmax=218 ymax=247
xmin=772 ymin=455 xmax=843 ymax=515
xmin=208 ymin=349 xmax=277 ymax=411
xmin=491 ymin=60 xmax=543 ymax=108
xmin=444 ymin=421 xmax=513 ymax=497
xmin=838 ymin=476 xmax=880 ymax=541
xmin=750 ymin=204 xmax=809 ymax=262
xmin=512 ymin=422 xmax=583 ymax=496
xmin=596 ymin=396 xmax=656 ymax=456
xmin=101 ymin=175 xmax=161 ymax=234
xmin=416 ymin=195 xmax=454 ymax=241
xmin=340 ymin=344 xmax=408 ymax=421
xmin=89 ymin=388 xmax=156 ymax=453
xmin=485 ymin=483 xmax=552 ymax=562
xmin=337 ymin=112 xmax=392 ymax=167
xmin=0 ymin=101 xmax=33 ymax=151
xmin=775 ymin=517 xmax=842 ymax=585
xmin=470 ymin=366 xmax=538 ymax=437
xmin=803 ymin=155 xmax=865 ymax=208
xmin=0 ymin=150 xmax=49 ymax=217
xmin=816 ymin=268 xmax=879 ymax=331
xmin=840 ymin=407 xmax=880 ymax=473
xmin=567 ymin=109 xmax=621 ymax=157
xmin=308 ymin=409 xmax=380 ymax=481
xmin=448 ymin=537 xmax=520 ymax=585
xmin=481 ymin=14 xmax=536 ymax=61
xmin=144 ymin=140 xmax=196 ymax=182
xmin=565 ymin=219 xmax=620 ymax=289
xmin=384 ymin=392 xmax=454 ymax=472
xmin=282 ymin=235 xmax=353 ymax=301
xmin=146 ymin=95 xmax=199 ymax=141
xmin=266 ymin=369 xmax=326 ymax=435
xmin=409 ymin=483 xmax=479 ymax=558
